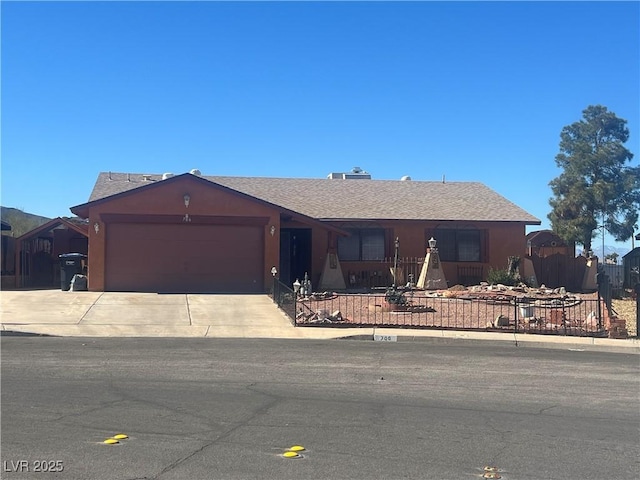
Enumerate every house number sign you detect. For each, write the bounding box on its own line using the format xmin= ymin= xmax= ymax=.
xmin=374 ymin=335 xmax=397 ymax=342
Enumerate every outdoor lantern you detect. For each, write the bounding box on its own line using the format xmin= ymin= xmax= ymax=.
xmin=293 ymin=279 xmax=301 ymax=295
xmin=271 ymin=266 xmax=278 ymax=277
xmin=183 ymin=194 xmax=191 ymax=208
xmin=428 ymin=237 xmax=437 ymax=249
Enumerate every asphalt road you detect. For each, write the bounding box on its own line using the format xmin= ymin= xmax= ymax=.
xmin=1 ymin=338 xmax=638 ymax=480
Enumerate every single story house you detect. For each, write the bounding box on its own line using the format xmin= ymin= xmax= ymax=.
xmin=69 ymin=170 xmax=541 ymax=293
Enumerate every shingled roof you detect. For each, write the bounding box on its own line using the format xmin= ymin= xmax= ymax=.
xmin=83 ymin=172 xmax=540 ymax=224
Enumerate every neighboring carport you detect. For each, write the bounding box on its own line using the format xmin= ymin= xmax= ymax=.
xmin=1 ymin=221 xmax=15 ymax=289
xmin=13 ymin=217 xmax=89 ymax=289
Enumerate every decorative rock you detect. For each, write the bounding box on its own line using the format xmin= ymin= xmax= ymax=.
xmin=495 ymin=314 xmax=509 ymax=327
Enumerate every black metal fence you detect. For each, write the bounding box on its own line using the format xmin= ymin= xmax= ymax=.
xmin=271 ymin=278 xmax=297 ymax=325
xmin=288 ymin=289 xmax=606 ymax=337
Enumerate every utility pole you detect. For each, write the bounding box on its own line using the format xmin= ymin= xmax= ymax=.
xmin=601 ymin=212 xmax=606 ymax=262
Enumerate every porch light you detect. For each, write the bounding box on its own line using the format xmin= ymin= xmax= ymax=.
xmin=428 ymin=237 xmax=437 ymax=249
xmin=183 ymin=194 xmax=190 ymax=208
xmin=93 ymin=222 xmax=100 ymax=234
xmin=293 ymin=278 xmax=301 ymax=294
xmin=271 ymin=266 xmax=278 ymax=277
xmin=270 ymin=225 xmax=276 ymax=236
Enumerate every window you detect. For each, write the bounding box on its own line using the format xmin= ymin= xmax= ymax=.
xmin=457 ymin=230 xmax=481 ymax=261
xmin=432 ymin=229 xmax=483 ymax=262
xmin=338 ymin=229 xmax=385 ymax=261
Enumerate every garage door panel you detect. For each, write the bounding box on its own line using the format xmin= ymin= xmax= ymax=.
xmin=106 ymin=224 xmax=264 ymax=293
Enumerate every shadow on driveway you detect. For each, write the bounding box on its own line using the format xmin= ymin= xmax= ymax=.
xmin=1 ymin=330 xmax=58 ymax=337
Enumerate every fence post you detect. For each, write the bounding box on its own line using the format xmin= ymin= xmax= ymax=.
xmin=635 ymin=283 xmax=640 ymax=338
xmin=596 ymin=272 xmax=605 ymax=330
xmin=272 ymin=276 xmax=276 ymax=303
xmin=293 ymin=289 xmax=297 ymax=326
xmin=514 ymin=297 xmax=519 ymax=333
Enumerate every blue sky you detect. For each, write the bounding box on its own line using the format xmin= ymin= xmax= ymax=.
xmin=2 ymin=1 xmax=639 ymax=254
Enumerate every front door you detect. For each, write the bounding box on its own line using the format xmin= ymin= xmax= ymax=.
xmin=279 ymin=228 xmax=312 ymax=287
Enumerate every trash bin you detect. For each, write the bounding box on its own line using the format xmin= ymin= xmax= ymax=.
xmin=59 ymin=253 xmax=87 ymax=291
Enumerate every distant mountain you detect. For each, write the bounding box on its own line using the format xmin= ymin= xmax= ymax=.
xmin=584 ymin=244 xmax=633 ymax=261
xmin=0 ymin=207 xmax=51 ymax=237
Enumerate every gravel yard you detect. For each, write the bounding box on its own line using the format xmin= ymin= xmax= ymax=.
xmin=613 ymin=298 xmax=637 ymax=337
xmin=297 ymin=288 xmax=607 ymax=336
xmin=293 ymin=285 xmax=637 ymax=338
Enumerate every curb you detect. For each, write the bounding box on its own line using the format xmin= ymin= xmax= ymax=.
xmin=337 ymin=331 xmax=640 ymax=354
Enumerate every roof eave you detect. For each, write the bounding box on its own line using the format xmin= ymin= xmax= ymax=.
xmin=319 ymin=217 xmax=541 ymax=225
xmin=15 ymin=217 xmax=89 ymax=242
xmin=71 ymin=173 xmax=349 ymax=236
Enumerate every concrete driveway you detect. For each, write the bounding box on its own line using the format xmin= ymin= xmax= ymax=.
xmin=0 ymin=289 xmax=318 ymax=338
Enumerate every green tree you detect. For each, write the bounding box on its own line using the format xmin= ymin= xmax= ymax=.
xmin=548 ymin=105 xmax=639 ymax=253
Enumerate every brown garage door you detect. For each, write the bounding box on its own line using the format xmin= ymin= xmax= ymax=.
xmin=105 ymin=223 xmax=264 ymax=293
